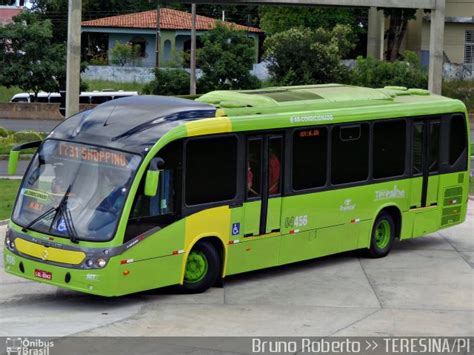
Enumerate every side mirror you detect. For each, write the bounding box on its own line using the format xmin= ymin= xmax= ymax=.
xmin=8 ymin=150 xmax=20 ymax=175
xmin=8 ymin=141 xmax=42 ymax=175
xmin=144 ymin=157 xmax=164 ymax=197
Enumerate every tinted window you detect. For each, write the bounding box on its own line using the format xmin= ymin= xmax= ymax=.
xmin=332 ymin=124 xmax=369 ymax=184
xmin=185 ymin=136 xmax=237 ymax=205
xmin=373 ymin=120 xmax=406 ymax=179
xmin=412 ymin=123 xmax=423 ymax=175
xmin=449 ymin=115 xmax=467 ymax=166
xmin=91 ymin=96 xmax=111 ymax=104
xmin=269 ymin=137 xmax=282 ymax=195
xmin=247 ymin=139 xmax=262 ymax=198
xmin=428 ymin=121 xmax=440 ymax=172
xmin=293 ymin=128 xmax=327 ymax=190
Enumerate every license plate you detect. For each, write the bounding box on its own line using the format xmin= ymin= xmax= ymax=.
xmin=34 ymin=269 xmax=52 ymax=280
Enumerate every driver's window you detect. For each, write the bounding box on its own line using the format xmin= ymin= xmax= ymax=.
xmin=125 ymin=141 xmax=182 ymax=241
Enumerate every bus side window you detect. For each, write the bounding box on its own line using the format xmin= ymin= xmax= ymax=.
xmin=373 ymin=120 xmax=406 ymax=179
xmin=412 ymin=123 xmax=423 ymax=175
xmin=125 ymin=141 xmax=181 ymax=242
xmin=331 ymin=124 xmax=369 ymax=184
xmin=185 ymin=136 xmax=238 ymax=206
xmin=247 ymin=139 xmax=262 ymax=198
xmin=292 ymin=127 xmax=327 ymax=190
xmin=428 ymin=121 xmax=440 ymax=173
xmin=448 ymin=115 xmax=468 ymax=171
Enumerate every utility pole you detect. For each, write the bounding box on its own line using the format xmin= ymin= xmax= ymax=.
xmin=65 ymin=0 xmax=82 ymax=118
xmin=190 ymin=3 xmax=197 ymax=95
xmin=155 ymin=0 xmax=161 ymax=68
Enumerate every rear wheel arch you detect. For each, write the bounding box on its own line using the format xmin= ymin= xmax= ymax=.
xmin=376 ymin=205 xmax=402 ymax=239
xmin=181 ymin=235 xmax=227 ymax=283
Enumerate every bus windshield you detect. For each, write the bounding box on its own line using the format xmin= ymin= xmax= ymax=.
xmin=12 ymin=140 xmax=141 ymax=242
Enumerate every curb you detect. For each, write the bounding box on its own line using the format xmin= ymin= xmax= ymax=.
xmin=0 ymin=219 xmax=9 ymax=226
xmin=0 ymin=176 xmax=23 ymax=180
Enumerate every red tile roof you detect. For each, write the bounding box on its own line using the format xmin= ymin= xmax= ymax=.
xmin=0 ymin=7 xmax=22 ymax=25
xmin=82 ymin=8 xmax=262 ymax=33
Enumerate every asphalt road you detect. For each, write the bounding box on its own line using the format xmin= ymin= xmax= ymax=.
xmin=0 ymin=119 xmax=60 ymax=133
xmin=0 ymin=202 xmax=472 ymax=350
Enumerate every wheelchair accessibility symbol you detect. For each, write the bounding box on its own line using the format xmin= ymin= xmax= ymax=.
xmin=231 ymin=223 xmax=240 ymax=236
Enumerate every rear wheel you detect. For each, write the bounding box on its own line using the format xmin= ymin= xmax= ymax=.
xmin=367 ymin=212 xmax=395 ymax=258
xmin=181 ymin=241 xmax=220 ymax=293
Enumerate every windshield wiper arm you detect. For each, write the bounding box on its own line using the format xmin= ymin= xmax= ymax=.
xmin=59 ymin=203 xmax=79 ymax=244
xmin=22 ymin=207 xmax=56 ymax=233
xmin=21 ymin=185 xmax=78 ymax=244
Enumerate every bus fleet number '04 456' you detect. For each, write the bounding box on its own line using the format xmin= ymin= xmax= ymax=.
xmin=285 ymin=215 xmax=308 ymax=228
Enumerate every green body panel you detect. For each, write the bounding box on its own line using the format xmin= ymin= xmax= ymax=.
xmin=427 ymin=175 xmax=440 ymax=206
xmin=266 ymin=197 xmax=282 ymax=234
xmin=226 ymin=235 xmax=281 ymax=275
xmin=5 ymin=85 xmax=470 ymax=296
xmin=240 ymin=201 xmax=261 ymax=237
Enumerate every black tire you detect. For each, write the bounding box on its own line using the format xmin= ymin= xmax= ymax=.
xmin=367 ymin=212 xmax=396 ymax=258
xmin=181 ymin=241 xmax=221 ymax=294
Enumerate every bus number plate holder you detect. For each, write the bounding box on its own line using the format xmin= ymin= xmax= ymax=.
xmin=34 ymin=269 xmax=52 ymax=281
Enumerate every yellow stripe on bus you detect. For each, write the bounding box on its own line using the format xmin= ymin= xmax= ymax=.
xmin=185 ymin=117 xmax=232 ymax=137
xmin=15 ymin=238 xmax=86 ymax=265
xmin=180 ymin=206 xmax=230 ymax=282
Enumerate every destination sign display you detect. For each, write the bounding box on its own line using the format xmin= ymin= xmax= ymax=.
xmin=57 ymin=142 xmax=128 ymax=167
xmin=299 ymin=129 xmax=320 ymax=138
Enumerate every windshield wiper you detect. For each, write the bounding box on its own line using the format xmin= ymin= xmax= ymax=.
xmin=21 ymin=207 xmax=55 ymax=233
xmin=49 ymin=184 xmax=79 ymax=244
xmin=22 ymin=185 xmax=79 ymax=244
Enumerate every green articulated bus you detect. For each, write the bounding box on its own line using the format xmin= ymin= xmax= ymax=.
xmin=3 ymin=84 xmax=471 ymax=296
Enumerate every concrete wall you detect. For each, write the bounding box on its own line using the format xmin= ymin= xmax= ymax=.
xmin=420 ymin=22 xmax=474 ymax=64
xmin=0 ymin=103 xmax=96 ymax=120
xmin=82 ymin=65 xmax=156 ymax=83
xmin=82 ymin=63 xmax=271 ymax=83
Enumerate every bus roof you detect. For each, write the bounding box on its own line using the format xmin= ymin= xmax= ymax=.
xmin=49 ymin=95 xmax=216 ymax=153
xmin=48 ymin=85 xmax=466 ymax=154
xmin=196 ymin=84 xmax=459 ymax=116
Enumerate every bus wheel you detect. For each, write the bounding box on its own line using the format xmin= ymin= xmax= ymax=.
xmin=181 ymin=241 xmax=220 ymax=293
xmin=367 ymin=212 xmax=395 ymax=258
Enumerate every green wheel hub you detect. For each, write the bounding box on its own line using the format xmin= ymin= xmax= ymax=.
xmin=184 ymin=250 xmax=208 ymax=283
xmin=375 ymin=220 xmax=391 ymax=249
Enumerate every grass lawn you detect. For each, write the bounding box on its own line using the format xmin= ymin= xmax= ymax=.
xmin=84 ymin=80 xmax=145 ymax=93
xmin=0 ymin=85 xmax=22 ymax=103
xmin=0 ymin=179 xmax=20 ymax=220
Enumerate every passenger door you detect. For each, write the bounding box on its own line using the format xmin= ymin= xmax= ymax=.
xmin=242 ymin=134 xmax=283 ymax=237
xmin=226 ymin=133 xmax=284 ymax=274
xmin=411 ymin=119 xmax=440 ymax=208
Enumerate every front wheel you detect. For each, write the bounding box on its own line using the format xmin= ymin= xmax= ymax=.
xmin=181 ymin=241 xmax=220 ymax=293
xmin=367 ymin=212 xmax=395 ymax=258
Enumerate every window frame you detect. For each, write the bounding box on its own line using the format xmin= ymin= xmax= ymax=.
xmin=182 ymin=133 xmax=243 ymax=216
xmin=290 ymin=126 xmax=329 ymax=192
xmin=330 ymin=122 xmax=371 ymax=186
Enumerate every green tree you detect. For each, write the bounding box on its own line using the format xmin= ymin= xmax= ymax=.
xmin=259 ymin=6 xmax=358 ymax=35
xmin=142 ymin=69 xmax=190 ymax=96
xmin=197 ymin=24 xmax=260 ymax=91
xmin=110 ymin=41 xmax=141 ymax=67
xmin=264 ymin=25 xmax=353 ymax=86
xmin=0 ymin=11 xmax=66 ymax=100
xmin=350 ymin=51 xmax=428 ymax=89
xmin=383 ymin=9 xmax=418 ymax=61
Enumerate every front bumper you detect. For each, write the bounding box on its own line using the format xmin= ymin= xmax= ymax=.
xmin=3 ymin=248 xmax=117 ymax=297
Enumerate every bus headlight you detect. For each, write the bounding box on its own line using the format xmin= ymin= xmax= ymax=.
xmin=96 ymin=258 xmax=107 ymax=268
xmin=5 ymin=235 xmax=15 ymax=251
xmin=85 ymin=259 xmax=94 ymax=267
